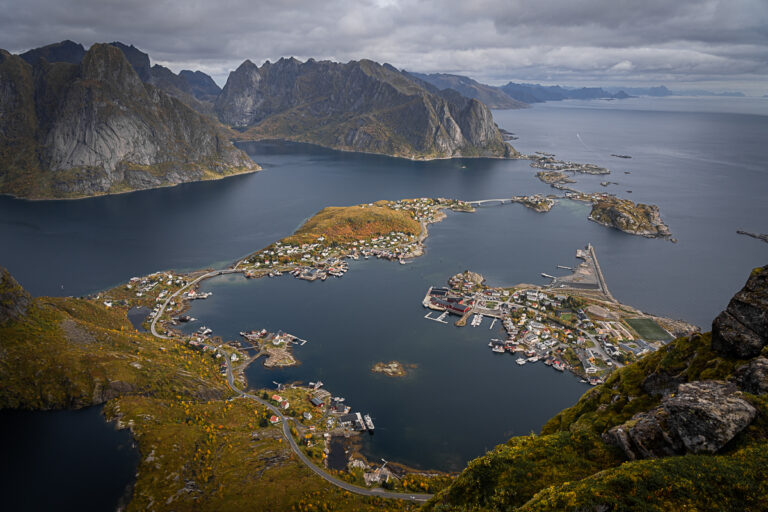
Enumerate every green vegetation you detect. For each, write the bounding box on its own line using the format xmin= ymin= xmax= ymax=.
xmin=542 ymin=333 xmax=744 ymax=435
xmin=110 ymin=396 xmax=413 ymax=511
xmin=425 ymin=431 xmax=622 ymax=511
xmin=427 ymin=327 xmax=767 ymax=511
xmin=0 ymin=270 xmax=416 ymax=511
xmin=625 ymin=317 xmax=671 ymax=341
xmin=518 ymin=442 xmax=768 ymax=511
xmin=284 ymin=202 xmax=420 ymax=245
xmin=587 ymin=196 xmax=670 ymax=238
xmin=0 ymin=296 xmax=229 ymax=410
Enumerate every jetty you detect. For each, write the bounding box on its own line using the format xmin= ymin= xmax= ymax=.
xmin=546 ymin=243 xmax=616 ymax=303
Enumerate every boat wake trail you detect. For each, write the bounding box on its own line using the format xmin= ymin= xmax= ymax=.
xmin=576 ymin=132 xmax=591 ymax=151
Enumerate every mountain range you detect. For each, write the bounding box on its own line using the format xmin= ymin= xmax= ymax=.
xmin=412 ymin=72 xmax=630 ymax=106
xmin=215 ymin=58 xmax=513 ymax=159
xmin=0 ymin=41 xmax=516 ymax=199
xmin=411 ymin=72 xmax=746 ymax=106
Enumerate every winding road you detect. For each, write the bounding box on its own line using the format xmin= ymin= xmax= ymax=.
xmin=148 ymin=268 xmax=432 ymax=502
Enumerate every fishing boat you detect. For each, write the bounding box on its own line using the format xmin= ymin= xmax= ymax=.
xmin=363 ymin=414 xmax=375 ymax=432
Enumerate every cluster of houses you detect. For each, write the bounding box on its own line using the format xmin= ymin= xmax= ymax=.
xmin=422 ymin=276 xmax=661 ymax=383
xmin=425 ymin=287 xmax=474 ymax=315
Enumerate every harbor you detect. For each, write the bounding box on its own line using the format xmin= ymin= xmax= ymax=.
xmin=420 ymin=244 xmax=696 ymax=384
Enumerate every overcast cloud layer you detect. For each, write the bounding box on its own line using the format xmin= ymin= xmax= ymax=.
xmin=1 ymin=0 xmax=766 ymax=94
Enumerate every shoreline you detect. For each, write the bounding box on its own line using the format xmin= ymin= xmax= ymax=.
xmin=0 ymin=166 xmax=261 ymax=202
xmin=233 ymin=137 xmax=517 ymax=162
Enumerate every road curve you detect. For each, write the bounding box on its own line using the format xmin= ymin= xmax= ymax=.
xmin=150 ymin=269 xmax=241 ymax=338
xmin=148 ymin=269 xmax=432 ymax=502
xmin=219 ymin=355 xmax=432 ymax=502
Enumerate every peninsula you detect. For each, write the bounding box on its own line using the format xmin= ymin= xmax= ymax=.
xmin=422 ymin=245 xmax=697 ymax=384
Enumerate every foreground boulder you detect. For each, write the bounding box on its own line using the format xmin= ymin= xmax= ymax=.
xmin=712 ymin=265 xmax=768 ymax=358
xmin=733 ymin=356 xmax=768 ymax=395
xmin=605 ymin=381 xmax=756 ymax=460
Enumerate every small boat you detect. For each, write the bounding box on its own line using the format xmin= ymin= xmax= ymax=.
xmin=527 ymin=356 xmax=539 ymax=363
xmin=364 ymin=414 xmax=375 ymax=432
xmin=492 ymin=345 xmax=505 ymax=353
xmin=516 ymin=358 xmax=527 ymax=365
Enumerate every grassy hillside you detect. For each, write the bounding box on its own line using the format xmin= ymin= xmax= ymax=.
xmin=284 ymin=202 xmax=421 ymax=245
xmin=0 ymin=269 xmax=417 ymax=511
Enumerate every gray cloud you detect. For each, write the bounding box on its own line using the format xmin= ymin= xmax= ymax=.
xmin=1 ymin=0 xmax=766 ymax=93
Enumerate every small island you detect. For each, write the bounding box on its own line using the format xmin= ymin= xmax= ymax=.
xmin=586 ymin=196 xmax=671 ymax=239
xmin=371 ymin=361 xmax=416 ymax=377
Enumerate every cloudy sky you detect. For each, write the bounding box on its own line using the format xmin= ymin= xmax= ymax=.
xmin=2 ymin=0 xmax=766 ymax=94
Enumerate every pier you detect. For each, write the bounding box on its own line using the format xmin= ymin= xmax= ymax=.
xmin=546 ymin=243 xmax=616 ymax=303
xmin=424 ymin=311 xmax=449 ymax=324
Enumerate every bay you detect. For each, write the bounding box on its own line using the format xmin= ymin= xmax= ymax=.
xmin=1 ymin=96 xmax=766 ymax=472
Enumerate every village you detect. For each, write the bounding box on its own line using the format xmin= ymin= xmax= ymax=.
xmin=238 ymin=197 xmax=474 ymax=281
xmin=422 ymin=245 xmax=697 ymax=384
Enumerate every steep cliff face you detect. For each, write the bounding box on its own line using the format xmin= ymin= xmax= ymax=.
xmin=215 ymin=58 xmax=514 ymax=159
xmin=0 ymin=267 xmax=31 ymax=326
xmin=0 ymin=44 xmax=257 ymax=199
xmin=426 ymin=266 xmax=768 ymax=511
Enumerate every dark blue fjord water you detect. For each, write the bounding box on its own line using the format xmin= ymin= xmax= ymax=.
xmin=0 ymin=406 xmax=138 ymax=511
xmin=1 ymin=97 xmax=767 ymax=473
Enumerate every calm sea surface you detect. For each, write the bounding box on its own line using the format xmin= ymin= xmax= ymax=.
xmin=1 ymin=97 xmax=766 ymax=472
xmin=0 ymin=406 xmax=138 ymax=511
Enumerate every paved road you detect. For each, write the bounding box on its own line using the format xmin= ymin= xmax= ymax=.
xmin=219 ymin=355 xmax=432 ymax=502
xmin=149 ymin=270 xmax=432 ymax=502
xmin=150 ymin=269 xmax=241 ymax=338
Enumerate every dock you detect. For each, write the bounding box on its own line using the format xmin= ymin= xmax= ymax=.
xmin=456 ymin=310 xmax=472 ymax=327
xmin=489 ymin=318 xmax=497 ymax=330
xmin=557 ymin=265 xmax=573 ymax=270
xmin=424 ymin=311 xmax=449 ymax=324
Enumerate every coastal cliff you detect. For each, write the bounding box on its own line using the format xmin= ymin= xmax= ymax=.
xmin=425 ymin=265 xmax=768 ymax=511
xmin=0 ymin=44 xmax=257 ymax=199
xmin=215 ymin=58 xmax=515 ymax=159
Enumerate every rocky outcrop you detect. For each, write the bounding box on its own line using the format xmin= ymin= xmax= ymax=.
xmin=588 ymin=197 xmax=671 ymax=238
xmin=712 ymin=266 xmax=768 ymax=358
xmin=604 ymin=381 xmax=756 ymax=460
xmin=215 ymin=57 xmax=515 ymax=159
xmin=0 ymin=266 xmax=31 ymax=325
xmin=0 ymin=43 xmax=257 ymax=199
xmin=732 ymin=357 xmax=768 ymax=394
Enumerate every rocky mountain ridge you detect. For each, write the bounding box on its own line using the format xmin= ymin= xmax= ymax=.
xmin=215 ymin=57 xmax=514 ymax=159
xmin=0 ymin=43 xmax=257 ymax=199
xmin=408 ymin=72 xmax=528 ymax=110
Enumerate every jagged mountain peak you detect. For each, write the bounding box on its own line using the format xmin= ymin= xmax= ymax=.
xmin=81 ymin=43 xmax=146 ymax=95
xmin=214 ymin=55 xmax=513 ymax=159
xmin=20 ymin=40 xmax=85 ymax=65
